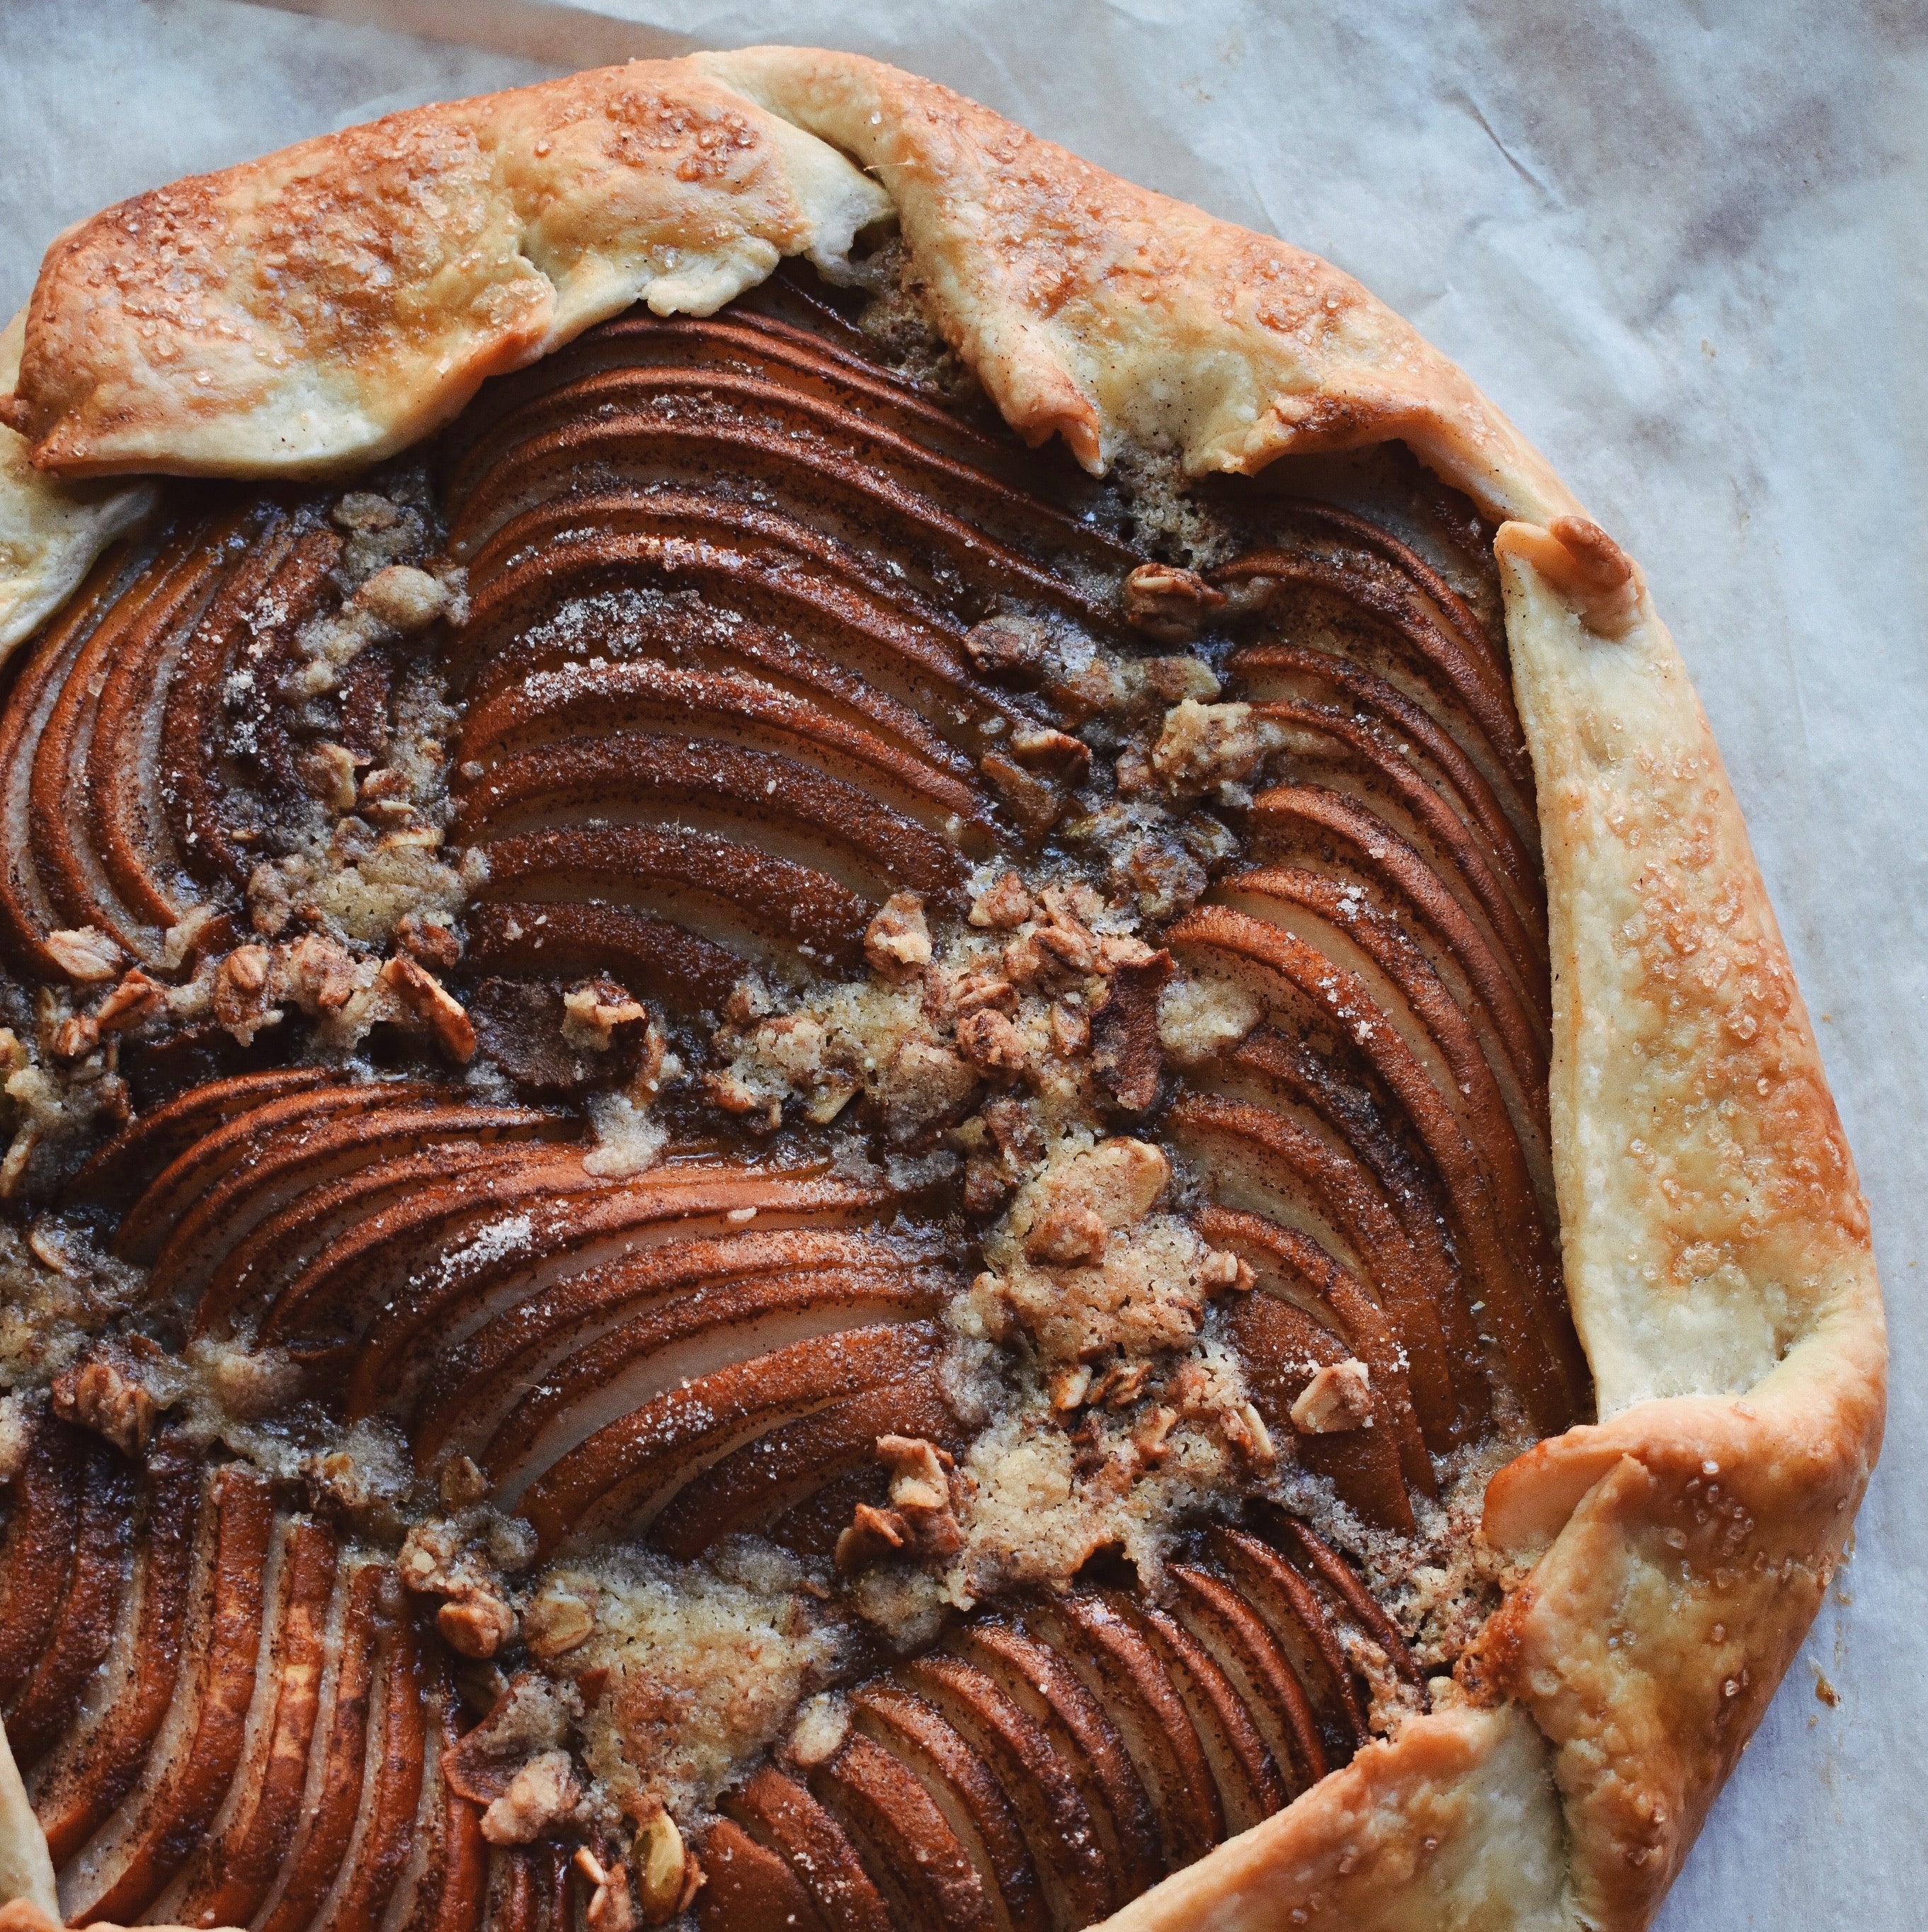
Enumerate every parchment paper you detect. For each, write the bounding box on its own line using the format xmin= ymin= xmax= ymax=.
xmin=3 ymin=1 xmax=1923 ymax=1921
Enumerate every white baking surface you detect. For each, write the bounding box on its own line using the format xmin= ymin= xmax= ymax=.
xmin=3 ymin=0 xmax=1922 ymax=1920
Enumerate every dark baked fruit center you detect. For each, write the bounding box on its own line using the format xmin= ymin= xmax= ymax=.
xmin=0 ymin=263 xmax=1587 ymax=1931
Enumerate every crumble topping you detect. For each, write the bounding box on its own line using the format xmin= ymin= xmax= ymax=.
xmin=935 ymin=1136 xmax=1272 ymax=1606
xmin=536 ymin=1545 xmax=847 ymax=1827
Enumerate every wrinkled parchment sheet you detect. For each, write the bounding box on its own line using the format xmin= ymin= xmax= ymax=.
xmin=3 ymin=0 xmax=1923 ymax=1919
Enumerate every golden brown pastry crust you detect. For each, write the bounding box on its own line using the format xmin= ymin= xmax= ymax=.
xmin=0 ymin=63 xmax=889 ymax=480
xmin=0 ymin=1902 xmax=214 ymax=1932
xmin=698 ymin=46 xmax=1581 ymax=522
xmin=0 ymin=45 xmax=1885 ymax=1932
xmin=0 ymin=313 xmax=154 ymax=654
xmin=1096 ymin=1702 xmax=1571 ymax=1931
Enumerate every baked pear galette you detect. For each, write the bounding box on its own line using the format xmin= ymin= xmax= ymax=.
xmin=0 ymin=46 xmax=1883 ymax=1932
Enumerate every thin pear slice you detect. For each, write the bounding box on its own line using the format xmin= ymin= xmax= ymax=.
xmin=5 ymin=1438 xmax=132 ymax=1770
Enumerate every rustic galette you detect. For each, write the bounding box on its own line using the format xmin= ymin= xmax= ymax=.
xmin=0 ymin=45 xmax=1884 ymax=1932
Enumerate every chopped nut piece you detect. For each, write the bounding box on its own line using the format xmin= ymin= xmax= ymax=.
xmin=1123 ymin=562 xmax=1227 ymax=642
xmin=1093 ymin=1359 xmax=1152 ymax=1408
xmin=561 ymin=978 xmax=648 ymax=1051
xmin=786 ymin=1693 xmax=850 ymax=1769
xmin=961 ymin=612 xmax=1051 ymax=681
xmin=226 ymin=944 xmax=270 ymax=993
xmin=1049 ymin=1364 xmax=1093 ymax=1412
xmin=375 ymin=824 xmax=443 ymax=854
xmin=45 ymin=927 xmax=122 ymax=983
xmin=160 ymin=903 xmax=222 ymax=971
xmin=955 ymin=1007 xmax=1028 ymax=1075
xmin=438 ymin=1455 xmax=490 ymax=1507
xmin=1032 ymin=917 xmax=1097 ymax=974
xmin=862 ymin=891 xmax=932 ymax=978
xmin=802 ymin=1074 xmax=858 ymax=1124
xmin=1000 ymin=931 xmax=1048 ymax=988
xmin=1150 ymin=699 xmax=1279 ymax=792
xmin=1025 ymin=1201 xmax=1109 ymax=1267
xmin=397 ymin=913 xmax=462 ymax=968
xmin=876 ymin=1434 xmax=954 ymax=1516
xmin=836 ymin=1438 xmax=963 ymax=1572
xmin=399 ymin=1516 xmax=467 ymax=1593
xmin=27 ymin=1224 xmax=75 ymax=1274
xmin=52 ymin=1354 xmax=158 ymax=1456
xmin=354 ymin=563 xmax=449 ymax=634
xmin=968 ymin=869 xmax=1034 ymax=930
xmin=480 ymin=1749 xmax=578 ymax=1846
xmin=525 ymin=1584 xmax=598 ymax=1659
xmin=94 ymin=968 xmax=166 ymax=1036
xmin=1290 ymin=1358 xmax=1376 ymax=1434
xmin=1095 ymin=933 xmax=1158 ymax=974
xmin=285 ymin=934 xmax=357 ymax=1014
xmin=980 ymin=750 xmax=1063 ymax=831
xmin=637 ymin=1811 xmax=688 ymax=1925
xmin=1113 ymin=743 xmax=1155 ymax=795
xmin=1005 ymin=726 xmax=1090 ymax=779
xmin=1200 ymin=1249 xmax=1256 ymax=1293
xmin=445 ymin=1672 xmax=571 ymax=1805
xmin=1049 ymin=1000 xmax=1092 ymax=1056
xmin=0 ymin=1127 xmax=38 ymax=1200
xmin=302 ymin=1448 xmax=360 ymax=1513
xmin=1133 ymin=1403 xmax=1180 ymax=1463
xmin=948 ymin=969 xmax=1017 ymax=1016
xmin=381 ymin=954 xmax=477 ymax=1062
xmin=52 ymin=1014 xmax=99 ymax=1062
xmin=1225 ymin=1400 xmax=1277 ymax=1465
xmin=358 ymin=765 xmax=411 ymax=804
xmin=299 ymin=741 xmax=359 ymax=811
xmin=703 ymin=1070 xmax=779 ymax=1129
xmin=834 ymin=1501 xmax=908 ymax=1572
xmin=585 ymin=1862 xmax=636 ymax=1932
xmin=440 ymin=1593 xmax=518 ymax=1659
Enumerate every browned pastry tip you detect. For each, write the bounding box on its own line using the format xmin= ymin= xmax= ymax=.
xmin=1495 ymin=515 xmax=1647 ymax=638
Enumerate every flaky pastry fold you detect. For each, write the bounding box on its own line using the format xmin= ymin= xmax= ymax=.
xmin=0 ymin=314 xmax=153 ymax=654
xmin=0 ymin=45 xmax=1883 ymax=1932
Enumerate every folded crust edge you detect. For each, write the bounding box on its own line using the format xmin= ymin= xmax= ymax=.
xmin=0 ymin=312 xmax=154 ymax=655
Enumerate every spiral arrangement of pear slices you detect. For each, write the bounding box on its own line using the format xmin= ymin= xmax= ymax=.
xmin=0 ymin=271 xmax=1587 ymax=1932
